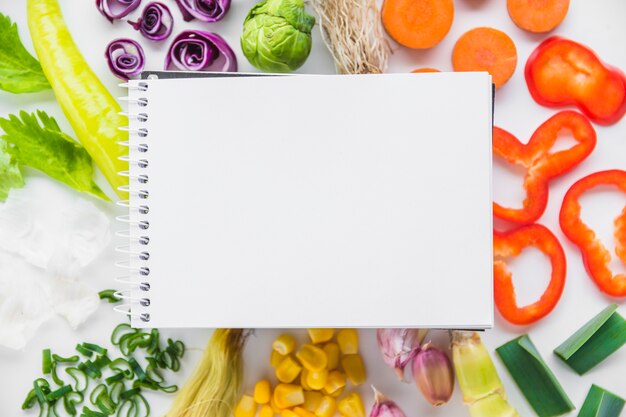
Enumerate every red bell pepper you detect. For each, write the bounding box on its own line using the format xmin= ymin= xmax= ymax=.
xmin=525 ymin=36 xmax=626 ymax=125
xmin=494 ymin=224 xmax=567 ymax=325
xmin=560 ymin=170 xmax=626 ymax=297
xmin=494 ymin=111 xmax=596 ymax=225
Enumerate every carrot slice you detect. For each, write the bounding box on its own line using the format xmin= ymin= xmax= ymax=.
xmin=411 ymin=68 xmax=440 ymax=73
xmin=382 ymin=0 xmax=454 ymax=49
xmin=507 ymin=0 xmax=569 ymax=33
xmin=452 ymin=27 xmax=517 ymax=88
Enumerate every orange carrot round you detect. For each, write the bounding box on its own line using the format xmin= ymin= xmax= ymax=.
xmin=382 ymin=0 xmax=454 ymax=49
xmin=411 ymin=68 xmax=440 ymax=73
xmin=452 ymin=27 xmax=517 ymax=88
xmin=507 ymin=0 xmax=569 ymax=33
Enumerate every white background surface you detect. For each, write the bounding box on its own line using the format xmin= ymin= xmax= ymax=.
xmin=0 ymin=0 xmax=625 ymax=416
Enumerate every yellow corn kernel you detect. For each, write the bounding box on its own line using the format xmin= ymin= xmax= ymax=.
xmin=306 ymin=369 xmax=328 ymax=390
xmin=234 ymin=395 xmax=257 ymax=417
xmin=323 ymin=386 xmax=344 ymax=398
xmin=342 ymin=354 xmax=366 ymax=386
xmin=254 ymin=379 xmax=271 ymax=404
xmin=273 ymin=334 xmax=297 ymax=355
xmin=296 ymin=344 xmax=327 ymax=371
xmin=323 ymin=343 xmax=340 ymax=370
xmin=276 ymin=356 xmax=302 ymax=383
xmin=282 ymin=410 xmax=299 ymax=417
xmin=293 ymin=407 xmax=317 ymax=417
xmin=300 ymin=369 xmax=312 ymax=391
xmin=270 ymin=396 xmax=284 ymax=414
xmin=271 ymin=350 xmax=287 ymax=368
xmin=314 ymin=396 xmax=336 ymax=417
xmin=303 ymin=391 xmax=323 ymax=412
xmin=336 ymin=329 xmax=358 ymax=355
xmin=259 ymin=405 xmax=275 ymax=417
xmin=323 ymin=371 xmax=346 ymax=395
xmin=337 ymin=393 xmax=365 ymax=417
xmin=307 ymin=329 xmax=335 ymax=344
xmin=273 ymin=384 xmax=305 ymax=409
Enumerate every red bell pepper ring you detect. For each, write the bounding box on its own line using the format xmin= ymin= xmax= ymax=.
xmin=525 ymin=36 xmax=626 ymax=125
xmin=493 ymin=111 xmax=596 ymax=225
xmin=560 ymin=170 xmax=626 ymax=297
xmin=494 ymin=224 xmax=567 ymax=325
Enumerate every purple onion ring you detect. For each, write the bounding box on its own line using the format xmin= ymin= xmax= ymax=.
xmin=165 ymin=30 xmax=237 ymax=72
xmin=129 ymin=2 xmax=173 ymax=41
xmin=174 ymin=0 xmax=231 ymax=22
xmin=105 ymin=39 xmax=146 ymax=80
xmin=96 ymin=0 xmax=142 ymax=22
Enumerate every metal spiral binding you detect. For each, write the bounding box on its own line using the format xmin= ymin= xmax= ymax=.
xmin=115 ymin=81 xmax=152 ymax=323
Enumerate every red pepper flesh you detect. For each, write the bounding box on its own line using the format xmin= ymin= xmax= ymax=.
xmin=494 ymin=224 xmax=567 ymax=325
xmin=493 ymin=110 xmax=596 ymax=225
xmin=560 ymin=170 xmax=626 ymax=297
xmin=525 ymin=36 xmax=626 ymax=125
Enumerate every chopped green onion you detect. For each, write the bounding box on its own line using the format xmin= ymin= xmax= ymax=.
xmin=128 ymin=358 xmax=146 ymax=381
xmin=109 ymin=381 xmax=124 ymax=405
xmin=116 ymin=399 xmax=136 ymax=417
xmin=98 ymin=289 xmax=121 ymax=304
xmin=37 ymin=402 xmax=50 ymax=417
xmin=63 ymin=391 xmax=83 ymax=415
xmin=578 ymin=385 xmax=625 ymax=417
xmin=497 ymin=335 xmax=574 ymax=417
xmin=42 ymin=349 xmax=52 ymax=374
xmin=46 ymin=385 xmax=72 ymax=401
xmin=105 ymin=372 xmax=126 ymax=385
xmin=554 ymin=304 xmax=626 ymax=375
xmin=120 ymin=388 xmax=141 ymax=401
xmin=80 ymin=406 xmax=108 ymax=417
xmin=146 ymin=330 xmax=160 ymax=355
xmin=133 ymin=393 xmax=150 ymax=417
xmin=109 ymin=357 xmax=134 ymax=379
xmin=66 ymin=367 xmax=88 ymax=392
xmin=89 ymin=384 xmax=108 ymax=405
xmin=22 ymin=389 xmax=37 ymax=410
xmin=76 ymin=344 xmax=94 ymax=357
xmin=93 ymin=354 xmax=112 ymax=369
xmin=50 ymin=362 xmax=66 ymax=386
xmin=111 ymin=324 xmax=137 ymax=345
xmin=82 ymin=342 xmax=108 ymax=355
xmin=53 ymin=354 xmax=80 ymax=363
xmin=33 ymin=378 xmax=50 ymax=404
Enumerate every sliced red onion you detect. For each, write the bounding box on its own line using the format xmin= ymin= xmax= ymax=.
xmin=96 ymin=0 xmax=142 ymax=22
xmin=129 ymin=2 xmax=173 ymax=41
xmin=105 ymin=39 xmax=145 ymax=80
xmin=175 ymin=0 xmax=231 ymax=22
xmin=165 ymin=30 xmax=237 ymax=72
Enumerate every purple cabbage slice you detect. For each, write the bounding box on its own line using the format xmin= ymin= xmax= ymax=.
xmin=165 ymin=30 xmax=237 ymax=72
xmin=105 ymin=39 xmax=146 ymax=80
xmin=96 ymin=0 xmax=142 ymax=22
xmin=174 ymin=0 xmax=231 ymax=22
xmin=129 ymin=2 xmax=174 ymax=41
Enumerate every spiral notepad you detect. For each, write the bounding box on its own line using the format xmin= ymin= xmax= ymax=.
xmin=117 ymin=72 xmax=494 ymax=329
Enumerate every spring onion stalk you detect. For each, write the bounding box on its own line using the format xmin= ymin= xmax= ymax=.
xmin=578 ymin=385 xmax=625 ymax=417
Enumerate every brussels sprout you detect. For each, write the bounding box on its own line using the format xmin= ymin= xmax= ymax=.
xmin=241 ymin=0 xmax=315 ymax=73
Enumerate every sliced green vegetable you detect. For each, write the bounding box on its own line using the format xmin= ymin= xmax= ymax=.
xmin=0 ymin=111 xmax=108 ymax=200
xmin=120 ymin=388 xmax=141 ymax=401
xmin=76 ymin=344 xmax=94 ymax=358
xmin=128 ymin=358 xmax=146 ymax=381
xmin=80 ymin=406 xmax=108 ymax=417
xmin=66 ymin=367 xmax=88 ymax=393
xmin=83 ymin=343 xmax=108 ymax=356
xmin=22 ymin=388 xmax=37 ymax=410
xmin=53 ymin=354 xmax=80 ymax=363
xmin=0 ymin=139 xmax=24 ymax=201
xmin=0 ymin=13 xmax=50 ymax=93
xmin=554 ymin=304 xmax=626 ymax=375
xmin=578 ymin=385 xmax=625 ymax=417
xmin=111 ymin=324 xmax=137 ymax=345
xmin=99 ymin=289 xmax=121 ymax=304
xmin=63 ymin=391 xmax=83 ymax=416
xmin=496 ymin=334 xmax=574 ymax=417
xmin=33 ymin=378 xmax=50 ymax=404
xmin=46 ymin=385 xmax=72 ymax=401
xmin=42 ymin=349 xmax=52 ymax=374
xmin=109 ymin=382 xmax=124 ymax=405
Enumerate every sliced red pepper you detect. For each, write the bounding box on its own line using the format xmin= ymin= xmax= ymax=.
xmin=494 ymin=111 xmax=596 ymax=225
xmin=560 ymin=170 xmax=626 ymax=297
xmin=525 ymin=36 xmax=626 ymax=125
xmin=494 ymin=224 xmax=567 ymax=325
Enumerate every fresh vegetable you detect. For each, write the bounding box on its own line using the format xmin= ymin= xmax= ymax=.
xmin=412 ymin=68 xmax=440 ymax=73
xmin=297 ymin=344 xmax=328 ymax=372
xmin=553 ymin=304 xmax=626 ymax=375
xmin=0 ymin=13 xmax=50 ymax=94
xmin=307 ymin=329 xmax=335 ymax=344
xmin=276 ymin=356 xmax=302 ymax=383
xmin=105 ymin=38 xmax=146 ymax=80
xmin=381 ymin=0 xmax=453 ymax=49
xmin=559 ymin=170 xmax=626 ymax=297
xmin=96 ymin=0 xmax=142 ymax=22
xmin=175 ymin=0 xmax=231 ymax=22
xmin=166 ymin=329 xmax=249 ymax=417
xmin=129 ymin=2 xmax=173 ymax=41
xmin=165 ymin=30 xmax=237 ymax=72
xmin=507 ymin=0 xmax=569 ymax=33
xmin=254 ymin=380 xmax=271 ymax=404
xmin=98 ymin=289 xmax=122 ymax=304
xmin=370 ymin=387 xmax=407 ymax=417
xmin=578 ymin=385 xmax=625 ymax=417
xmin=311 ymin=0 xmax=389 ymax=74
xmin=376 ymin=328 xmax=427 ymax=380
xmin=274 ymin=334 xmax=297 ymax=355
xmin=411 ymin=343 xmax=454 ymax=406
xmin=235 ymin=395 xmax=257 ymax=417
xmin=241 ymin=0 xmax=315 ymax=73
xmin=0 ymin=110 xmax=108 ymax=200
xmin=526 ymin=37 xmax=626 ymax=125
xmin=452 ymin=27 xmax=517 ymax=88
xmin=0 ymin=139 xmax=24 ymax=201
xmin=451 ymin=331 xmax=520 ymax=417
xmin=338 ymin=393 xmax=366 ymax=417
xmin=27 ymin=0 xmax=128 ymax=198
xmin=496 ymin=335 xmax=574 ymax=417
xmin=274 ymin=383 xmax=305 ymax=408
xmin=337 ymin=329 xmax=359 ymax=355
xmin=316 ymin=396 xmax=337 ymax=417
xmin=494 ymin=224 xmax=567 ymax=325
xmin=493 ymin=111 xmax=596 ymax=225
xmin=342 ymin=354 xmax=366 ymax=386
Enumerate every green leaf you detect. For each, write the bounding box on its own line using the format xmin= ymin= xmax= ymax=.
xmin=0 ymin=13 xmax=50 ymax=93
xmin=0 ymin=138 xmax=24 ymax=201
xmin=578 ymin=385 xmax=625 ymax=417
xmin=496 ymin=334 xmax=574 ymax=417
xmin=554 ymin=304 xmax=626 ymax=375
xmin=0 ymin=110 xmax=109 ymax=200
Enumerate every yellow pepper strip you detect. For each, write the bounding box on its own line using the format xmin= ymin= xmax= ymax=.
xmin=27 ymin=0 xmax=128 ymax=198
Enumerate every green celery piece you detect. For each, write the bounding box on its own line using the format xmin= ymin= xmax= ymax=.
xmin=0 ymin=111 xmax=109 ymax=201
xmin=578 ymin=385 xmax=625 ymax=417
xmin=554 ymin=304 xmax=626 ymax=375
xmin=0 ymin=139 xmax=24 ymax=201
xmin=0 ymin=13 xmax=50 ymax=93
xmin=497 ymin=335 xmax=574 ymax=417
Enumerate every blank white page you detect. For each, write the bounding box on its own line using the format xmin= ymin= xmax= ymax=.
xmin=127 ymin=73 xmax=493 ymax=328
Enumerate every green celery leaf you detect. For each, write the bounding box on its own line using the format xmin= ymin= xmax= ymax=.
xmin=0 ymin=13 xmax=50 ymax=93
xmin=0 ymin=138 xmax=25 ymax=201
xmin=0 ymin=110 xmax=109 ymax=200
